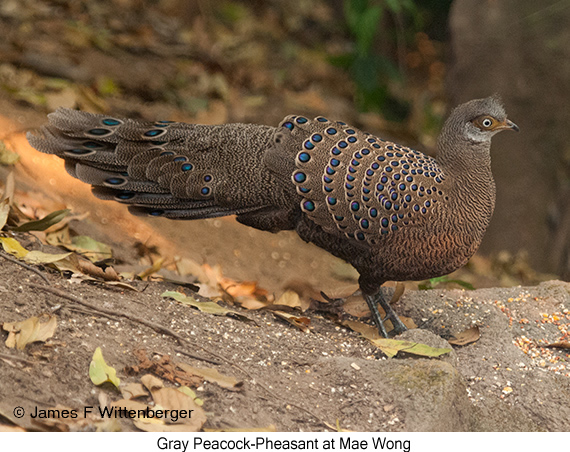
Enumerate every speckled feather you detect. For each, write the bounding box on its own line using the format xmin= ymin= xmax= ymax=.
xmin=27 ymin=96 xmax=517 ymax=335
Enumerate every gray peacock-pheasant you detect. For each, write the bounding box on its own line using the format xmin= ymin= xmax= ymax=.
xmin=27 ymin=95 xmax=518 ymax=338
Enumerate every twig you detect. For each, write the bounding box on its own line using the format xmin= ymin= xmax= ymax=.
xmin=0 ymin=352 xmax=36 ymax=366
xmin=174 ymin=348 xmax=221 ymax=366
xmin=0 ymin=251 xmax=51 ymax=285
xmin=28 ymin=283 xmax=186 ymax=344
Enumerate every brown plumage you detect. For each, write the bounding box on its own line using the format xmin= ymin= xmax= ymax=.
xmin=27 ymin=95 xmax=518 ymax=337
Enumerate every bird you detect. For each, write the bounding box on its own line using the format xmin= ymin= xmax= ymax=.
xmin=27 ymin=95 xmax=518 ymax=337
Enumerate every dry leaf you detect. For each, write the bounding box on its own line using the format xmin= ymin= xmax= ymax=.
xmin=0 ymin=199 xmax=10 ymax=230
xmin=390 ymin=283 xmax=405 ymax=303
xmin=120 ymin=383 xmax=148 ymax=400
xmin=448 ymin=326 xmax=481 ymax=346
xmin=3 ymin=315 xmax=57 ymax=350
xmin=341 ymin=319 xmax=381 ymax=340
xmin=368 ymin=338 xmax=451 ymax=358
xmin=342 ymin=316 xmax=416 ymax=337
xmin=176 ymin=363 xmax=242 ymax=390
xmin=235 ymin=297 xmax=271 ymax=310
xmin=55 ymin=255 xmax=120 ymax=281
xmin=129 ymin=387 xmax=207 ymax=432
xmin=141 ymin=374 xmax=164 ymax=392
xmin=273 ymin=311 xmax=311 ymax=332
xmin=1 ymin=171 xmax=15 ymax=204
xmin=162 ymin=291 xmax=250 ymax=320
xmin=220 ymin=280 xmax=259 ymax=298
xmin=274 ymin=290 xmax=303 ymax=309
xmin=24 ymin=250 xmax=71 ymax=264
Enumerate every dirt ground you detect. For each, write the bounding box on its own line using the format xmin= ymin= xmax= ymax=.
xmin=1 ymin=248 xmax=569 ymax=431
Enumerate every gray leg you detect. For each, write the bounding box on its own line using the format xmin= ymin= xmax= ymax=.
xmin=364 ymin=290 xmax=408 ymax=338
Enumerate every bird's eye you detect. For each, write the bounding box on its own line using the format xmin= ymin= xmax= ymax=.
xmin=473 ymin=115 xmax=496 ymax=130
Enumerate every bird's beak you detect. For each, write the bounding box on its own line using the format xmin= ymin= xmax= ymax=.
xmin=498 ymin=119 xmax=519 ymax=132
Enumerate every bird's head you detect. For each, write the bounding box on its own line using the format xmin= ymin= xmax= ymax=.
xmin=450 ymin=95 xmax=519 ymax=144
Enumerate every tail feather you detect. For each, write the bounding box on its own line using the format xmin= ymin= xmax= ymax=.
xmin=27 ymin=108 xmax=294 ymax=225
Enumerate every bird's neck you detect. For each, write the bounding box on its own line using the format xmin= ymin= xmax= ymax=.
xmin=437 ymin=132 xmax=496 ymax=231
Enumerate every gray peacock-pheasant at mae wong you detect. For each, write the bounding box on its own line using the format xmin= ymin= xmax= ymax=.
xmin=27 ymin=95 xmax=518 ymax=337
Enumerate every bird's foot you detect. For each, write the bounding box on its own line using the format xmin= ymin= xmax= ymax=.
xmin=364 ymin=291 xmax=408 ymax=338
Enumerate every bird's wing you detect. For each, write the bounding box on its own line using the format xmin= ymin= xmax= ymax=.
xmin=265 ymin=114 xmax=448 ymax=247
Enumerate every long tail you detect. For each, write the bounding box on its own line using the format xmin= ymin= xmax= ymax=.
xmin=27 ymin=108 xmax=288 ymax=222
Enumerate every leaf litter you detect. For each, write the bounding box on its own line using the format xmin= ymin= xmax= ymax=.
xmin=3 ymin=314 xmax=57 ymax=350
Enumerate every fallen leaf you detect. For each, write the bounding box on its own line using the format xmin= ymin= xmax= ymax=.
xmin=149 ymin=387 xmax=206 ymax=428
xmin=89 ymin=347 xmax=120 ymax=388
xmin=0 ymin=199 xmax=10 ymax=230
xmin=162 ymin=291 xmax=250 ymax=321
xmin=120 ymin=383 xmax=148 ymax=400
xmin=1 ymin=171 xmax=15 ymax=204
xmin=65 ymin=235 xmax=113 ymax=262
xmin=273 ymin=311 xmax=311 ymax=332
xmin=138 ymin=257 xmax=164 ymax=279
xmin=128 ymin=387 xmax=207 ymax=432
xmin=390 ymin=283 xmax=405 ymax=304
xmin=104 ymin=281 xmax=139 ymax=291
xmin=0 ymin=236 xmax=29 ymax=258
xmin=235 ymin=297 xmax=271 ymax=310
xmin=13 ymin=209 xmax=70 ymax=232
xmin=220 ymin=280 xmax=260 ymax=298
xmin=23 ymin=250 xmax=71 ymax=264
xmin=45 ymin=225 xmax=71 ymax=246
xmin=53 ymin=254 xmax=121 ymax=281
xmin=177 ymin=386 xmax=203 ymax=406
xmin=141 ymin=374 xmax=165 ymax=392
xmin=341 ymin=319 xmax=381 ymax=340
xmin=368 ymin=338 xmax=451 ymax=358
xmin=3 ymin=315 xmax=57 ymax=350
xmin=274 ymin=290 xmax=305 ymax=310
xmin=342 ymin=315 xmax=416 ymax=338
xmin=449 ymin=326 xmax=481 ymax=346
xmin=176 ymin=363 xmax=242 ymax=390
